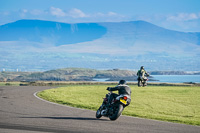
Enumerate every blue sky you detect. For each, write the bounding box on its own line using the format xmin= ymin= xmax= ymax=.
xmin=1 ymin=0 xmax=200 ymax=32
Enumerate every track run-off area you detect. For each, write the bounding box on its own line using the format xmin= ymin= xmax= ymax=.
xmin=0 ymin=86 xmax=199 ymax=133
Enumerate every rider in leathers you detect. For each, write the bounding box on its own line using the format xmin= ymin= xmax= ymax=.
xmin=107 ymin=80 xmax=131 ymax=106
xmin=137 ymin=66 xmax=147 ymax=79
xmin=137 ymin=66 xmax=149 ymax=86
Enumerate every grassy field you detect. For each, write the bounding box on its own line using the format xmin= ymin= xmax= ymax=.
xmin=37 ymin=85 xmax=200 ymax=126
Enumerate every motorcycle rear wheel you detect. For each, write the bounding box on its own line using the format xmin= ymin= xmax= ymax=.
xmin=109 ymin=104 xmax=124 ymax=121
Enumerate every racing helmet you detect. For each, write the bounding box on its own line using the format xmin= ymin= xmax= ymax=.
xmin=119 ymin=80 xmax=126 ymax=85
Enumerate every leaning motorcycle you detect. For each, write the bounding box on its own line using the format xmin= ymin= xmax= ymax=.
xmin=138 ymin=73 xmax=149 ymax=87
xmin=96 ymin=91 xmax=130 ymax=121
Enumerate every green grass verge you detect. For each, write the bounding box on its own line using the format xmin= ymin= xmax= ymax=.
xmin=0 ymin=82 xmax=20 ymax=86
xmin=37 ymin=85 xmax=200 ymax=126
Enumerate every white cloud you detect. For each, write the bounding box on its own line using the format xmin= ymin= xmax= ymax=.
xmin=49 ymin=7 xmax=66 ymax=17
xmin=129 ymin=13 xmax=200 ymax=32
xmin=19 ymin=9 xmax=28 ymax=17
xmin=108 ymin=12 xmax=117 ymax=16
xmin=0 ymin=11 xmax=10 ymax=16
xmin=68 ymin=8 xmax=87 ymax=18
xmin=2 ymin=6 xmax=199 ymax=32
xmin=0 ymin=7 xmax=125 ymax=24
xmin=94 ymin=11 xmax=122 ymax=17
xmin=167 ymin=13 xmax=200 ymax=21
xmin=90 ymin=11 xmax=126 ymax=22
xmin=48 ymin=7 xmax=88 ymax=18
xmin=22 ymin=9 xmax=28 ymax=13
xmin=30 ymin=9 xmax=44 ymax=15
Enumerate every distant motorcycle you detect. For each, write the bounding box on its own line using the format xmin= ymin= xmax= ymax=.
xmin=96 ymin=91 xmax=130 ymax=120
xmin=138 ymin=73 xmax=149 ymax=87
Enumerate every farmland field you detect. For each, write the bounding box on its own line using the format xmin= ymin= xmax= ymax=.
xmin=37 ymin=85 xmax=200 ymax=126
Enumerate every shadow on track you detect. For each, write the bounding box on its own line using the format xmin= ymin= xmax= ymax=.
xmin=21 ymin=116 xmax=109 ymax=121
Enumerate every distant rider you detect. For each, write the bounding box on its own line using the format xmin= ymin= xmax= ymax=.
xmin=137 ymin=66 xmax=149 ymax=87
xmin=106 ymin=80 xmax=131 ymax=106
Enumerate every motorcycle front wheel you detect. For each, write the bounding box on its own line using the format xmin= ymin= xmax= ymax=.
xmin=109 ymin=104 xmax=124 ymax=121
xmin=96 ymin=107 xmax=102 ymax=119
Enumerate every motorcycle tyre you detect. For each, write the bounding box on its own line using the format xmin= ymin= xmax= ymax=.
xmin=96 ymin=107 xmax=102 ymax=119
xmin=138 ymin=80 xmax=142 ymax=87
xmin=143 ymin=81 xmax=147 ymax=87
xmin=109 ymin=104 xmax=124 ymax=121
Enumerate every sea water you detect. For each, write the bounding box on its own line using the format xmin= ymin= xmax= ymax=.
xmin=93 ymin=75 xmax=200 ymax=83
xmin=150 ymin=75 xmax=200 ymax=83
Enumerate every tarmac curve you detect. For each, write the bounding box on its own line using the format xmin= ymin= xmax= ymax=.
xmin=0 ymin=86 xmax=199 ymax=133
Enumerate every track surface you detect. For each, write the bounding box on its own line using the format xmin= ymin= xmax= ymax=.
xmin=0 ymin=86 xmax=199 ymax=133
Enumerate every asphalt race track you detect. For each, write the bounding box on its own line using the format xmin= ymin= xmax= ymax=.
xmin=0 ymin=86 xmax=199 ymax=133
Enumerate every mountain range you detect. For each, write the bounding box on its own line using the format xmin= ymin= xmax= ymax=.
xmin=0 ymin=19 xmax=200 ymax=71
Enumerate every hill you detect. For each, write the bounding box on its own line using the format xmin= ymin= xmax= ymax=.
xmin=0 ymin=20 xmax=200 ymax=71
xmin=1 ymin=68 xmax=200 ymax=82
xmin=0 ymin=20 xmax=107 ymax=46
xmin=0 ymin=68 xmax=138 ymax=82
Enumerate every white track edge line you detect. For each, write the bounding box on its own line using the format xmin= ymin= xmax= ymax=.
xmin=33 ymin=91 xmax=93 ymax=112
xmin=33 ymin=90 xmax=196 ymax=126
